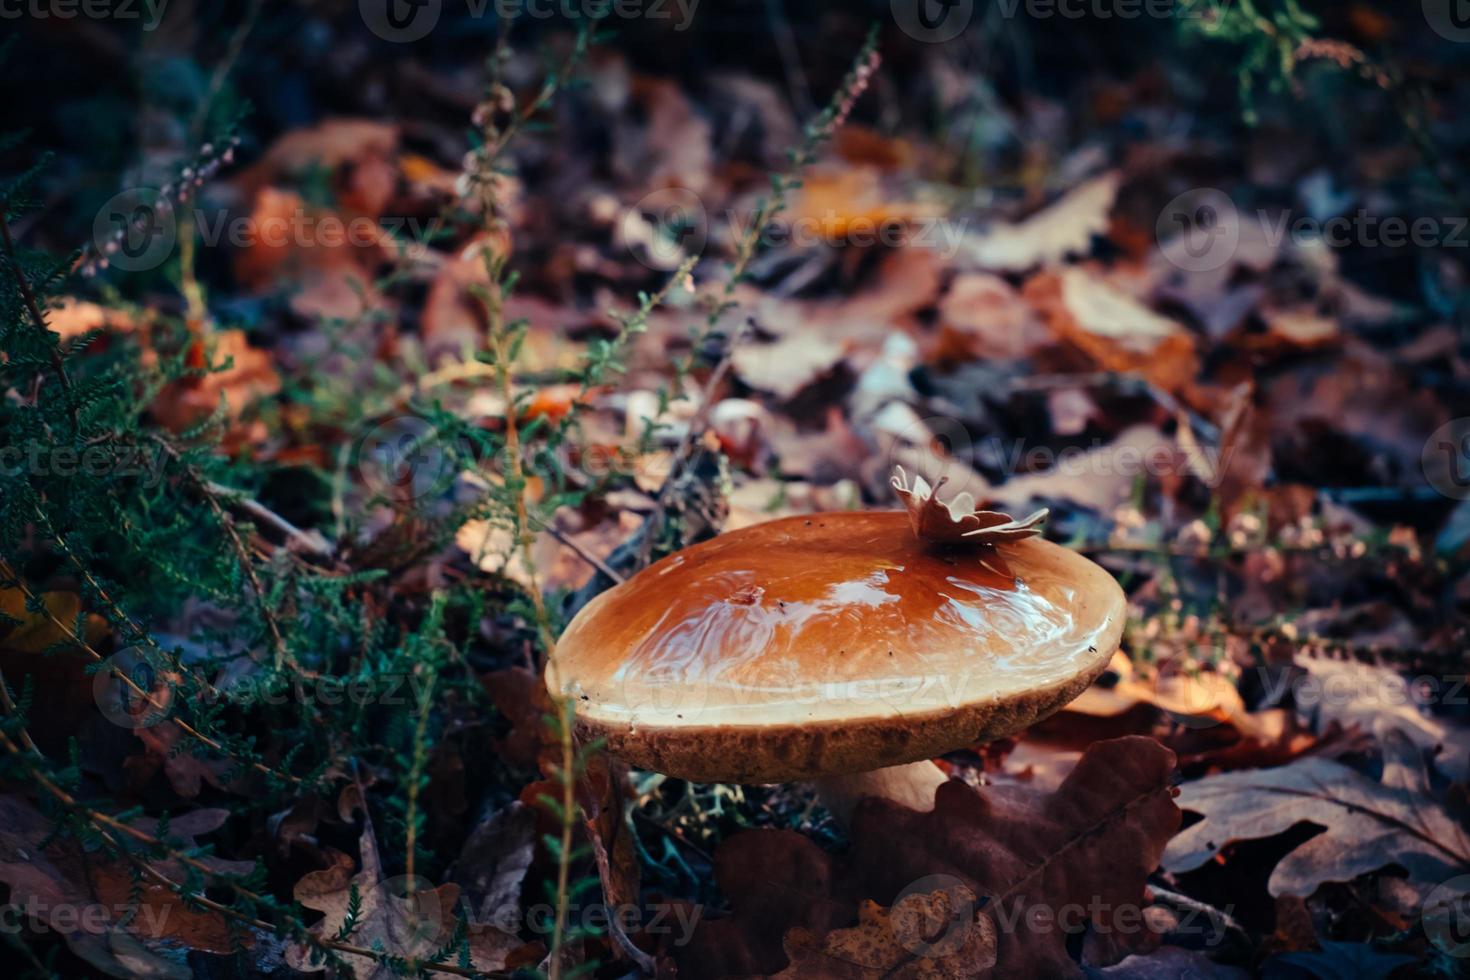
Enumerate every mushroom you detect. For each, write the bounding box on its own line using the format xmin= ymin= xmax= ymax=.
xmin=546 ymin=468 xmax=1125 ymax=819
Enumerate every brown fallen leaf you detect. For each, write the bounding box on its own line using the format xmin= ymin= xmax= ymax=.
xmin=1024 ymin=266 xmax=1199 ymax=394
xmin=1164 ymin=728 xmax=1470 ymax=899
xmin=230 ymin=187 xmax=387 ymax=322
xmin=613 ymin=76 xmax=713 ymax=194
xmin=681 ymin=736 xmax=1180 ymax=978
xmin=448 ymin=802 xmax=536 ymax=933
xmin=1261 ymin=339 xmax=1443 ymax=493
xmin=1066 ymin=650 xmax=1243 ymax=729
xmin=935 ymin=273 xmax=1051 ymax=362
xmin=987 ymin=425 xmax=1178 ymax=517
xmin=774 ymin=892 xmax=998 ymax=979
xmin=46 ymin=297 xmax=141 ymax=340
xmin=480 ymin=666 xmax=550 ymax=770
xmin=731 ymin=330 xmax=847 ymax=401
xmin=1291 ymin=656 xmax=1470 ymax=783
xmin=1253 ymin=305 xmax=1340 ymax=352
xmin=0 ymin=579 xmax=107 ymax=655
xmin=124 ymin=722 xmax=238 ymax=798
xmin=420 ymin=234 xmax=513 ymax=362
xmin=582 ymin=755 xmax=647 ymax=963
xmin=0 ymin=795 xmax=254 ymax=977
xmin=1203 ymin=382 xmax=1273 ymax=521
xmin=1171 ymin=709 xmax=1346 ymax=778
xmin=784 ymin=167 xmax=943 ymax=247
xmin=0 ymin=582 xmax=113 ymax=753
xmin=288 ymin=811 xmax=521 ymax=977
xmin=150 ymin=327 xmax=281 ymax=432
xmin=991 ymin=737 xmax=1084 ymax=793
xmin=455 ymin=518 xmax=561 ymax=592
xmin=235 ymin=118 xmax=401 ymax=220
xmin=958 ymin=173 xmax=1120 ymax=273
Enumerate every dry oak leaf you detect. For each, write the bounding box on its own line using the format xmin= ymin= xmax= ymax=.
xmin=0 ymin=583 xmax=106 ymax=654
xmin=124 ymin=722 xmax=238 ymax=799
xmin=935 ymin=273 xmax=1051 ymax=361
xmin=785 ymin=167 xmax=944 ymax=244
xmin=957 ymin=172 xmax=1120 ymax=273
xmin=773 ymin=893 xmax=998 ymax=980
xmin=235 ymin=118 xmax=400 ymax=220
xmin=288 ymin=818 xmax=520 ymax=978
xmin=448 ymin=802 xmax=536 ymax=931
xmin=230 ymin=187 xmax=386 ymax=321
xmin=1065 ymin=651 xmax=1244 ymax=730
xmin=455 ymin=518 xmax=560 ymax=592
xmin=1163 ymin=729 xmax=1470 ymax=899
xmin=731 ymin=330 xmax=847 ymax=401
xmin=1292 ymin=655 xmax=1470 ymax=783
xmin=1024 ymin=266 xmax=1198 ymax=395
xmin=680 ymin=736 xmax=1180 ymax=979
xmin=0 ymin=795 xmax=253 ymax=977
xmin=46 ymin=297 xmax=140 ymax=339
xmin=986 ymin=425 xmax=1177 ymax=518
xmin=890 ymin=466 xmax=1048 ymax=549
xmin=150 ymin=328 xmax=281 ymax=432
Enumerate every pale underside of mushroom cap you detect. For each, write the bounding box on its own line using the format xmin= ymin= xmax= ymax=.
xmin=547 ymin=511 xmax=1125 ymax=782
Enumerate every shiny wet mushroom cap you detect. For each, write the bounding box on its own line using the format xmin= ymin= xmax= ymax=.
xmin=547 ymin=480 xmax=1126 ymax=811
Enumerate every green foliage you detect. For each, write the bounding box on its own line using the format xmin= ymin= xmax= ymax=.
xmin=1176 ymin=0 xmax=1323 ymax=125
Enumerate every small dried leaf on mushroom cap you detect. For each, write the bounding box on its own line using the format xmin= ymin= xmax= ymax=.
xmin=890 ymin=465 xmax=1049 ymax=547
xmin=960 ymin=506 xmax=1050 ymax=544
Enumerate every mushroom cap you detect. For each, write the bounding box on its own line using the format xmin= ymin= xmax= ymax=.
xmin=547 ymin=511 xmax=1125 ymax=782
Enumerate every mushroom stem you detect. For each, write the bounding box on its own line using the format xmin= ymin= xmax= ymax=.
xmin=810 ymin=760 xmax=949 ymax=823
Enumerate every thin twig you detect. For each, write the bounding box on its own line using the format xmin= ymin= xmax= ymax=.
xmin=537 ymin=520 xmax=624 ymax=585
xmin=204 ymin=480 xmax=335 ymax=558
xmin=1148 ymin=885 xmax=1249 ymax=943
